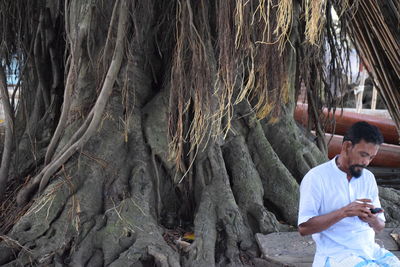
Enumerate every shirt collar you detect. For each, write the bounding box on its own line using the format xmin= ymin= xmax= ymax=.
xmin=331 ymin=155 xmax=366 ymax=181
xmin=331 ymin=155 xmax=347 ymax=176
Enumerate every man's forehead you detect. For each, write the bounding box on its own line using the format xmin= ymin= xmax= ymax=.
xmin=355 ymin=139 xmax=380 ymax=147
xmin=353 ymin=141 xmax=380 ymax=153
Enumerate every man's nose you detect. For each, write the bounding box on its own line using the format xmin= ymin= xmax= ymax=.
xmin=362 ymin=158 xmax=370 ymax=166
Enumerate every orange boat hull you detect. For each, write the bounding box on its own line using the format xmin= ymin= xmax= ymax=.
xmin=295 ymin=103 xmax=399 ymax=145
xmin=325 ymin=134 xmax=400 ymax=168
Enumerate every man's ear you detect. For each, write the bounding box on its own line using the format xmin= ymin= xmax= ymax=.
xmin=342 ymin=141 xmax=352 ymax=154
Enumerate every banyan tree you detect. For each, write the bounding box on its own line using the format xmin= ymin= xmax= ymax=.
xmin=0 ymin=0 xmax=399 ymax=266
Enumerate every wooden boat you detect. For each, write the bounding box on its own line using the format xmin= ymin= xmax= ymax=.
xmin=295 ymin=103 xmax=399 ymax=145
xmin=324 ymin=133 xmax=400 ymax=168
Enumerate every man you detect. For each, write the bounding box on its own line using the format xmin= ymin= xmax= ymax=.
xmin=298 ymin=121 xmax=400 ymax=266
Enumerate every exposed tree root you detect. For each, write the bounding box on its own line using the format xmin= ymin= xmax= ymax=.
xmin=262 ymin=111 xmax=326 ymax=182
xmin=222 ymin=133 xmax=280 ymax=234
xmin=1 ymin=99 xmax=182 ymax=266
xmin=235 ymin=102 xmax=300 ymax=226
xmin=105 ymin=173 xmax=180 ymax=267
xmin=186 ymin=146 xmax=255 ymax=267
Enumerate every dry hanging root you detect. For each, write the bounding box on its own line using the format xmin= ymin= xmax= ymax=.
xmin=304 ymin=0 xmax=327 ymax=45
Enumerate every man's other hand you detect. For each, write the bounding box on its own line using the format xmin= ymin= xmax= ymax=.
xmin=341 ymin=198 xmax=374 ymax=219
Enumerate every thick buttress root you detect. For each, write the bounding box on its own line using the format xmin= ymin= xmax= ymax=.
xmin=185 ymin=146 xmax=255 ymax=267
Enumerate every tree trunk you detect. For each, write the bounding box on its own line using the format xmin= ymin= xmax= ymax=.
xmin=0 ymin=0 xmax=399 ymax=266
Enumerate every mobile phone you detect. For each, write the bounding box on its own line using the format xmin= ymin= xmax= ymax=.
xmin=370 ymin=208 xmax=383 ymax=214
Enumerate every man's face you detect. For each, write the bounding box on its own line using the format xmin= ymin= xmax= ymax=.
xmin=345 ymin=140 xmax=379 ymax=178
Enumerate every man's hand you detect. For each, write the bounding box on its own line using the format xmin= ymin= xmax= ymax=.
xmin=358 ymin=208 xmax=384 ymax=224
xmin=341 ymin=198 xmax=374 ymax=219
xmin=352 ymin=199 xmax=385 ymax=233
xmin=298 ymin=198 xmax=383 ymax=236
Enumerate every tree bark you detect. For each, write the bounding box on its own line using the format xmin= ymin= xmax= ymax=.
xmin=0 ymin=65 xmax=14 ymax=199
xmin=0 ymin=1 xmax=399 ymax=266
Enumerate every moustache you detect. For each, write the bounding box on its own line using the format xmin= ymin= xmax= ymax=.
xmin=351 ymin=164 xmax=366 ymax=169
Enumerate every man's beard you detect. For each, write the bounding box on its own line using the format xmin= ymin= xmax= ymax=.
xmin=349 ymin=164 xmax=366 ymax=178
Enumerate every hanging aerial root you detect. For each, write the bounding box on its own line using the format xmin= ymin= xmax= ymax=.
xmin=45 ymin=56 xmax=76 ymax=165
xmin=0 ymin=65 xmax=15 ymax=199
xmin=168 ymin=0 xmax=214 ymax=175
xmin=46 ymin=0 xmax=110 ymax=164
xmin=16 ymin=0 xmax=129 ymax=206
xmin=274 ymin=0 xmax=293 ymax=50
xmin=304 ymin=0 xmax=327 ymax=45
xmin=167 ymin=0 xmax=300 ymax=179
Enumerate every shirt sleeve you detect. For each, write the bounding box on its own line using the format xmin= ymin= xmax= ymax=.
xmin=370 ymin=174 xmax=386 ymax=222
xmin=298 ymin=171 xmax=322 ymax=226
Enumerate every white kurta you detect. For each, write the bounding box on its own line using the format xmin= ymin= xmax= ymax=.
xmin=298 ymin=157 xmax=385 ymax=266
